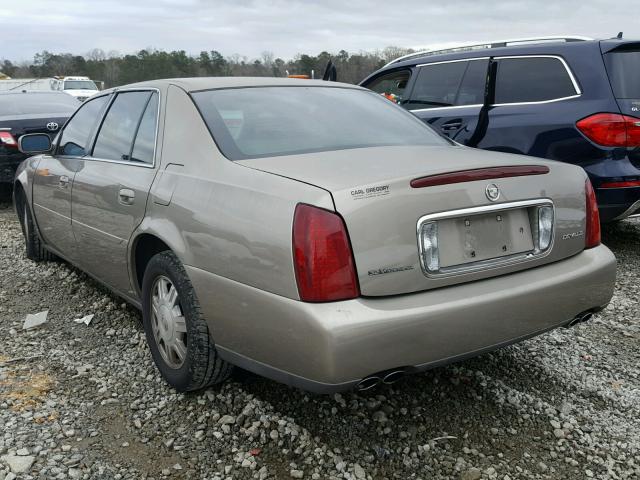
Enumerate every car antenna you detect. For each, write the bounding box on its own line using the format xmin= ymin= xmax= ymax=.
xmin=616 ymin=31 xmax=623 ymax=39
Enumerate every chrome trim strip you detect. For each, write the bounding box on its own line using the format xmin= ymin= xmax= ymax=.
xmin=415 ymin=57 xmax=490 ymax=68
xmin=409 ymin=104 xmax=483 ymax=113
xmin=409 ymin=55 xmax=580 ymax=109
xmin=493 ymin=55 xmax=582 ymax=95
xmin=416 ymin=199 xmax=555 ymax=278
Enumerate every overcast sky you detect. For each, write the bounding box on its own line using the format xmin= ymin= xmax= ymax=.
xmin=2 ymin=0 xmax=638 ymax=62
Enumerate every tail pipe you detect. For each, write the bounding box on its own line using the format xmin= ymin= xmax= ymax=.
xmin=356 ymin=368 xmax=408 ymax=391
xmin=566 ymin=310 xmax=594 ymax=328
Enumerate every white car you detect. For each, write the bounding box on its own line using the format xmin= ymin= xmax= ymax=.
xmin=59 ymin=76 xmax=99 ymax=101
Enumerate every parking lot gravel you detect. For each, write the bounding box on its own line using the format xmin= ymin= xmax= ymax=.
xmin=0 ymin=202 xmax=638 ymax=480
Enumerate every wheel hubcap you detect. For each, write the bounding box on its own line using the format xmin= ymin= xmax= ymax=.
xmin=151 ymin=276 xmax=187 ymax=369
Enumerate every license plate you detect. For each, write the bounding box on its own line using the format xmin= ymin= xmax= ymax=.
xmin=437 ymin=208 xmax=534 ymax=268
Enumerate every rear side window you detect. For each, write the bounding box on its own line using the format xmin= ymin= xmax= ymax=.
xmin=405 ymin=59 xmax=488 ymax=110
xmin=604 ymin=50 xmax=640 ymax=98
xmin=93 ymin=91 xmax=152 ymax=162
xmin=130 ymin=93 xmax=159 ymax=164
xmin=366 ymin=70 xmax=411 ymax=103
xmin=58 ymin=95 xmax=110 ymax=156
xmin=494 ymin=57 xmax=578 ymax=104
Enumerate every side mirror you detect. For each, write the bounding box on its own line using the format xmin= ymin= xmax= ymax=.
xmin=18 ymin=133 xmax=52 ymax=154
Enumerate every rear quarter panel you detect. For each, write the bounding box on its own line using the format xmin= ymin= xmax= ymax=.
xmin=136 ymin=85 xmax=333 ymax=300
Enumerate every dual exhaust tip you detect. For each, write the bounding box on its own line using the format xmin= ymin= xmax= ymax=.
xmin=356 ymin=369 xmax=406 ymax=391
xmin=566 ymin=310 xmax=594 ymax=328
xmin=357 ymin=310 xmax=596 ymax=391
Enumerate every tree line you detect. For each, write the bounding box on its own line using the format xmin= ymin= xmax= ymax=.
xmin=0 ymin=46 xmax=416 ymax=88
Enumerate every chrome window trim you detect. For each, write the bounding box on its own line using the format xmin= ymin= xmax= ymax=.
xmin=492 ymin=55 xmax=582 ymax=105
xmin=416 ymin=198 xmax=555 ymax=278
xmin=86 ymin=87 xmax=161 ymax=169
xmin=409 ymin=104 xmax=483 ymax=113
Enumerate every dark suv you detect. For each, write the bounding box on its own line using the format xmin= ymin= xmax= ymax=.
xmin=360 ymin=36 xmax=640 ymax=222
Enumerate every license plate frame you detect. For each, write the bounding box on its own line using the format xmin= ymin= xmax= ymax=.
xmin=417 ymin=199 xmax=554 ymax=277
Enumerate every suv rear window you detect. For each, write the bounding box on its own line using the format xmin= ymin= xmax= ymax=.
xmin=405 ymin=59 xmax=488 ymax=110
xmin=604 ymin=50 xmax=640 ymax=99
xmin=0 ymin=93 xmax=78 ymax=116
xmin=192 ymin=86 xmax=448 ymax=160
xmin=494 ymin=57 xmax=578 ymax=104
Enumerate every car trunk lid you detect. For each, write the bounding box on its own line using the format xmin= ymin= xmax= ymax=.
xmin=239 ymin=145 xmax=588 ymax=296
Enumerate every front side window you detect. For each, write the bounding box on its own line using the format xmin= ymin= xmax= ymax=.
xmin=366 ymin=70 xmax=411 ymax=104
xmin=494 ymin=57 xmax=578 ymax=104
xmin=58 ymin=95 xmax=110 ymax=156
xmin=192 ymin=86 xmax=448 ymax=160
xmin=405 ymin=61 xmax=467 ymax=109
xmin=93 ymin=91 xmax=153 ymax=162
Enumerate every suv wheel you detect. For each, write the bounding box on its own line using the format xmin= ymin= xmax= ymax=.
xmin=141 ymin=251 xmax=232 ymax=391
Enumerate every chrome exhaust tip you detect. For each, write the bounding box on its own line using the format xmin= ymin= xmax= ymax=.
xmin=356 ymin=376 xmax=381 ymax=391
xmin=566 ymin=311 xmax=594 ymax=328
xmin=382 ymin=370 xmax=406 ymax=385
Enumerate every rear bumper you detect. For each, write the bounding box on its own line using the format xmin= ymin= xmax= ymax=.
xmin=187 ymin=244 xmax=616 ymax=393
xmin=596 ymin=187 xmax=640 ymax=221
xmin=0 ymin=154 xmax=24 ymax=184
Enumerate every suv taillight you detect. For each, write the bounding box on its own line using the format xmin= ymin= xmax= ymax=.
xmin=585 ymin=179 xmax=601 ymax=249
xmin=576 ymin=113 xmax=640 ymax=147
xmin=292 ymin=204 xmax=359 ymax=302
xmin=0 ymin=132 xmax=17 ymax=148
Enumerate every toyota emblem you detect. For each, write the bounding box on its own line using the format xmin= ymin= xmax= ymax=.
xmin=46 ymin=122 xmax=59 ymax=132
xmin=485 ymin=183 xmax=500 ymax=202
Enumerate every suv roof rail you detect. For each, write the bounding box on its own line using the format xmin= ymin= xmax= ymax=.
xmin=384 ymin=36 xmax=594 ymax=67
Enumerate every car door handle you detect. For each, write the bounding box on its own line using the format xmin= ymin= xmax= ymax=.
xmin=118 ymin=188 xmax=135 ymax=205
xmin=441 ymin=122 xmax=463 ymax=131
xmin=59 ymin=175 xmax=70 ymax=188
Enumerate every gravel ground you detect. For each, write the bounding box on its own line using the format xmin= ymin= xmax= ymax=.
xmin=0 ymin=202 xmax=638 ymax=480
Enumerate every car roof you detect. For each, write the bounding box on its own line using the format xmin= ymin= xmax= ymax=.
xmin=384 ymin=39 xmax=603 ymax=70
xmin=106 ymin=77 xmax=362 ymax=93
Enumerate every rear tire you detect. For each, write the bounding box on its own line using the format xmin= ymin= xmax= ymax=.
xmin=16 ymin=190 xmax=56 ymax=262
xmin=141 ymin=251 xmax=232 ymax=392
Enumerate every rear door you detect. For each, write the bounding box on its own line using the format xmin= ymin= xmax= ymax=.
xmin=404 ymin=58 xmax=489 ymax=145
xmin=31 ymin=94 xmax=110 ymax=259
xmin=71 ymin=90 xmax=159 ymax=295
xmin=480 ymin=56 xmax=582 ymax=157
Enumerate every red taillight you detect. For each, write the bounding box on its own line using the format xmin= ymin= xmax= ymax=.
xmin=585 ymin=179 xmax=601 ymax=249
xmin=292 ymin=204 xmax=359 ymax=302
xmin=0 ymin=132 xmax=17 ymax=148
xmin=599 ymin=179 xmax=640 ymax=188
xmin=576 ymin=113 xmax=640 ymax=147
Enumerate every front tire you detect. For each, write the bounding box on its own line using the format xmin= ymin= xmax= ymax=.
xmin=141 ymin=251 xmax=232 ymax=392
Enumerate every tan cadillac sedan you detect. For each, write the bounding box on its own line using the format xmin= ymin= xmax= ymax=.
xmin=14 ymin=78 xmax=615 ymax=393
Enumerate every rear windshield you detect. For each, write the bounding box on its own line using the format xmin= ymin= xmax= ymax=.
xmin=604 ymin=50 xmax=640 ymax=98
xmin=0 ymin=93 xmax=79 ymax=115
xmin=192 ymin=86 xmax=448 ymax=160
xmin=64 ymin=80 xmax=98 ymax=90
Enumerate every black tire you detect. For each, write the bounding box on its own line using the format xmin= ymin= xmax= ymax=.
xmin=16 ymin=189 xmax=56 ymax=262
xmin=141 ymin=251 xmax=232 ymax=392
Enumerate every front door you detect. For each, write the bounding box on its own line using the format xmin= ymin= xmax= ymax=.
xmin=31 ymin=94 xmax=110 ymax=259
xmin=71 ymin=90 xmax=159 ymax=296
